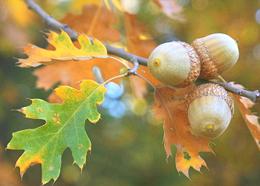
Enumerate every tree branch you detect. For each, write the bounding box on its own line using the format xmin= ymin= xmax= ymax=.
xmin=214 ymin=82 xmax=260 ymax=102
xmin=24 ymin=0 xmax=260 ymax=102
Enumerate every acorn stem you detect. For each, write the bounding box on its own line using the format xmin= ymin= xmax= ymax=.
xmin=217 ymin=75 xmax=227 ymax=83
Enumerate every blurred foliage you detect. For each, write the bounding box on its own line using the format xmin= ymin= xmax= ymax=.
xmin=0 ymin=0 xmax=259 ymax=186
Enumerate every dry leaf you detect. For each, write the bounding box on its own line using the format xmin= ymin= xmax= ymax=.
xmin=154 ymin=86 xmax=212 ymax=177
xmin=34 ymin=58 xmax=123 ymax=90
xmin=231 ymin=83 xmax=260 ymax=149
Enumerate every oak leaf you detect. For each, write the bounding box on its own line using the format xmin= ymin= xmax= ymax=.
xmin=231 ymin=83 xmax=260 ymax=149
xmin=33 ymin=5 xmax=123 ymax=92
xmin=19 ymin=31 xmax=107 ymax=67
xmin=7 ymin=80 xmax=106 ymax=184
xmin=33 ymin=58 xmax=123 ymax=91
xmin=154 ymin=86 xmax=211 ymax=177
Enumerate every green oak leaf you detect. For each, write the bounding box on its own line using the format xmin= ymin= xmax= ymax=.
xmin=7 ymin=80 xmax=106 ymax=184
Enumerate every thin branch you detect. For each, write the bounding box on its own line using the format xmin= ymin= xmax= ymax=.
xmin=213 ymin=81 xmax=260 ymax=102
xmin=127 ymin=57 xmax=139 ymax=75
xmin=24 ymin=0 xmax=260 ymax=102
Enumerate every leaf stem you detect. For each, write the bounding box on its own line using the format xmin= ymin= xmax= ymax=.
xmin=135 ymin=73 xmax=156 ymax=90
xmin=102 ymin=73 xmax=128 ymax=86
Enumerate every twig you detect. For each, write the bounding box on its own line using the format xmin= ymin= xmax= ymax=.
xmin=127 ymin=57 xmax=139 ymax=75
xmin=24 ymin=0 xmax=260 ymax=102
xmin=213 ymin=81 xmax=260 ymax=102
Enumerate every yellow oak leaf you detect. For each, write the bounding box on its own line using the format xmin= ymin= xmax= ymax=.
xmin=33 ymin=4 xmax=122 ymax=93
xmin=19 ymin=31 xmax=107 ymax=67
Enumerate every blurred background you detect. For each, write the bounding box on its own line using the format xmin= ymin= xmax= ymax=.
xmin=0 ymin=0 xmax=260 ymax=186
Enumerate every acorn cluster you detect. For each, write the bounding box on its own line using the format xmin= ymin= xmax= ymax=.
xmin=148 ymin=33 xmax=239 ymax=139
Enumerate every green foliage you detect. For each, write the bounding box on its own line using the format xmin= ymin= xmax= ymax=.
xmin=7 ymin=80 xmax=106 ymax=184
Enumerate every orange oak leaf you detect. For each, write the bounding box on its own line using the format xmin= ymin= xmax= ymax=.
xmin=231 ymin=84 xmax=260 ymax=149
xmin=34 ymin=58 xmax=123 ymax=91
xmin=154 ymin=86 xmax=212 ymax=177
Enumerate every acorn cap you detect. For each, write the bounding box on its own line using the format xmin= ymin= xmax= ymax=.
xmin=186 ymin=83 xmax=234 ymax=112
xmin=148 ymin=41 xmax=200 ymax=87
xmin=192 ymin=33 xmax=239 ymax=79
xmin=186 ymin=83 xmax=234 ymax=138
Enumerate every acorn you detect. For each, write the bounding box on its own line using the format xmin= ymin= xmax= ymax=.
xmin=192 ymin=33 xmax=239 ymax=79
xmin=186 ymin=83 xmax=234 ymax=139
xmin=148 ymin=41 xmax=200 ymax=87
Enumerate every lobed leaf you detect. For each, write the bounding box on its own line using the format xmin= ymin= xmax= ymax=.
xmin=33 ymin=5 xmax=123 ymax=94
xmin=7 ymin=80 xmax=106 ymax=184
xmin=34 ymin=5 xmax=160 ymax=100
xmin=19 ymin=31 xmax=107 ymax=67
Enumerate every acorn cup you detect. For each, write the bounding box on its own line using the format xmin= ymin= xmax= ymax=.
xmin=186 ymin=83 xmax=234 ymax=139
xmin=192 ymin=33 xmax=239 ymax=79
xmin=148 ymin=41 xmax=201 ymax=87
